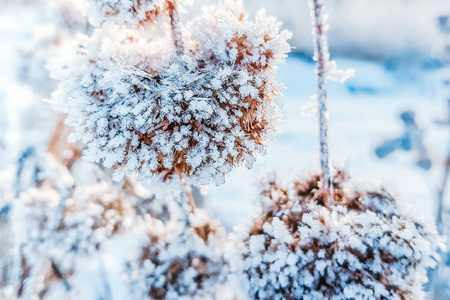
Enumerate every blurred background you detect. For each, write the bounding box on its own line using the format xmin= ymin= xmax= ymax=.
xmin=0 ymin=0 xmax=450 ymax=298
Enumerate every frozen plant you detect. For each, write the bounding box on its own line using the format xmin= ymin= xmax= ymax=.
xmin=10 ymin=152 xmax=145 ymax=299
xmin=375 ymin=110 xmax=432 ymax=171
xmin=126 ymin=208 xmax=233 ymax=300
xmin=50 ymin=0 xmax=291 ymax=187
xmin=309 ymin=0 xmax=353 ymax=189
xmin=240 ymin=171 xmax=444 ymax=300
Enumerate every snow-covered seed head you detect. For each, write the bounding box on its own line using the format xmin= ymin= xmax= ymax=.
xmin=127 ymin=210 xmax=229 ymax=299
xmin=51 ymin=0 xmax=291 ymax=187
xmin=17 ymin=182 xmax=135 ymax=261
xmin=14 ymin=180 xmax=137 ymax=298
xmin=241 ymin=171 xmax=444 ymax=300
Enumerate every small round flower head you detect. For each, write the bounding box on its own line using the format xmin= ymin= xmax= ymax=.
xmin=85 ymin=0 xmax=193 ymax=26
xmin=126 ymin=209 xmax=231 ymax=299
xmin=240 ymin=170 xmax=444 ymax=300
xmin=50 ymin=0 xmax=291 ymax=187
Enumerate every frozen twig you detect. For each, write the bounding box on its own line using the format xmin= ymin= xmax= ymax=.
xmin=167 ymin=1 xmax=185 ymax=56
xmin=310 ymin=0 xmax=331 ymax=189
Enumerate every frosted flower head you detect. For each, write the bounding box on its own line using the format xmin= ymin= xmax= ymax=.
xmin=241 ymin=171 xmax=444 ymax=300
xmin=51 ymin=0 xmax=291 ymax=187
xmin=13 ymin=155 xmax=139 ymax=295
xmin=16 ymin=181 xmax=136 ymax=264
xmin=126 ymin=209 xmax=230 ymax=299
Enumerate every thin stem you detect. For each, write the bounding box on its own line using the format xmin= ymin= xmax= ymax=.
xmin=437 ymin=158 xmax=449 ymax=231
xmin=182 ymin=180 xmax=196 ymax=213
xmin=167 ymin=1 xmax=184 ymax=56
xmin=99 ymin=257 xmax=112 ymax=300
xmin=310 ymin=0 xmax=331 ymax=189
xmin=436 ymin=101 xmax=450 ymax=231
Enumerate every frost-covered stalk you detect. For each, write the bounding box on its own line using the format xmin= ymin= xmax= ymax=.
xmin=310 ymin=0 xmax=331 ymax=189
xmin=437 ymin=100 xmax=450 ymax=229
xmin=167 ymin=1 xmax=184 ymax=56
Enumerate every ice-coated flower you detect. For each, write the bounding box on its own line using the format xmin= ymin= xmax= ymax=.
xmin=11 ymin=153 xmax=144 ymax=298
xmin=50 ymin=0 xmax=291 ymax=187
xmin=126 ymin=208 xmax=232 ymax=300
xmin=240 ymin=170 xmax=444 ymax=300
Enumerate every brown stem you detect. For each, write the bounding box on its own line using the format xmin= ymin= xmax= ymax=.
xmin=167 ymin=1 xmax=184 ymax=56
xmin=182 ymin=180 xmax=196 ymax=213
xmin=47 ymin=114 xmax=81 ymax=168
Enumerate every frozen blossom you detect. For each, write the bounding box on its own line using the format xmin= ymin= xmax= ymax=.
xmin=50 ymin=0 xmax=291 ymax=187
xmin=126 ymin=207 xmax=233 ymax=300
xmin=10 ymin=153 xmax=140 ymax=298
xmin=240 ymin=170 xmax=444 ymax=300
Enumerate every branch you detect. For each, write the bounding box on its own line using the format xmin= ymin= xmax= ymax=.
xmin=167 ymin=1 xmax=184 ymax=56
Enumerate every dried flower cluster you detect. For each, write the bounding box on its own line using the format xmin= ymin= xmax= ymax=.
xmin=50 ymin=0 xmax=291 ymax=187
xmin=126 ymin=209 xmax=232 ymax=300
xmin=240 ymin=171 xmax=444 ymax=300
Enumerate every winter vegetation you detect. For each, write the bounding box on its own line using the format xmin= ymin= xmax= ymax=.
xmin=0 ymin=0 xmax=449 ymax=299
xmin=374 ymin=14 xmax=450 ymax=299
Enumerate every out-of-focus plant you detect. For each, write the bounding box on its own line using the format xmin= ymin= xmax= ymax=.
xmin=375 ymin=14 xmax=450 ymax=300
xmin=375 ymin=16 xmax=450 ymax=230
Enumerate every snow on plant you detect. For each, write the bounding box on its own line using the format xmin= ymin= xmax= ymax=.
xmin=126 ymin=208 xmax=233 ymax=300
xmin=10 ymin=153 xmax=142 ymax=299
xmin=240 ymin=170 xmax=444 ymax=300
xmin=50 ymin=0 xmax=291 ymax=187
